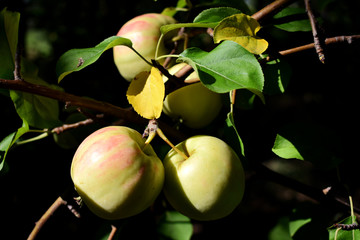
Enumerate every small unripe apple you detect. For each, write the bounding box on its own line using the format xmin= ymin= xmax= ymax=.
xmin=113 ymin=13 xmax=176 ymax=81
xmin=163 ymin=64 xmax=223 ymax=128
xmin=163 ymin=135 xmax=245 ymax=221
xmin=70 ymin=126 xmax=164 ymax=220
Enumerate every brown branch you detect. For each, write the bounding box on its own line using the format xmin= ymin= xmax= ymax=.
xmin=107 ymin=225 xmax=118 ymax=240
xmin=27 ymin=196 xmax=67 ymax=240
xmin=52 ymin=118 xmax=96 ymax=134
xmin=14 ymin=46 xmax=23 ymax=81
xmin=254 ymin=163 xmax=360 ymax=216
xmin=0 ymin=78 xmax=187 ymax=141
xmin=305 ymin=0 xmax=326 ymax=63
xmin=251 ymin=0 xmax=298 ymax=22
xmin=266 ymin=35 xmax=360 ymax=61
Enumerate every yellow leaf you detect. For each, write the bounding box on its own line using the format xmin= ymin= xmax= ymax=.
xmin=126 ymin=67 xmax=165 ymax=119
xmin=213 ymin=13 xmax=268 ymax=55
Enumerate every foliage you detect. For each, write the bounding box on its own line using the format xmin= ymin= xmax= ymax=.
xmin=0 ymin=0 xmax=360 ymax=239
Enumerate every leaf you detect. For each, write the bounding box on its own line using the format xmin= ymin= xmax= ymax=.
xmin=10 ymin=76 xmax=62 ymax=129
xmin=272 ymin=134 xmax=304 ymax=160
xmin=289 ymin=205 xmax=312 ymax=237
xmin=160 ymin=7 xmax=242 ymax=35
xmin=328 ymin=216 xmax=360 ymax=240
xmin=0 ymin=8 xmax=20 ymax=80
xmin=193 ymin=7 xmax=242 ymax=23
xmin=179 ymin=40 xmax=265 ymax=101
xmin=126 ymin=67 xmax=165 ymax=119
xmin=263 ymin=58 xmax=292 ymax=95
xmin=272 ymin=122 xmax=342 ymax=169
xmin=273 ymin=7 xmax=312 ymax=32
xmin=225 ymin=111 xmax=245 ymax=157
xmin=56 ymin=36 xmax=132 ymax=83
xmin=0 ymin=119 xmax=29 ymax=171
xmin=157 ymin=211 xmax=193 ymax=240
xmin=160 ymin=22 xmax=218 ymax=35
xmin=268 ymin=217 xmax=292 ymax=240
xmin=161 ymin=0 xmax=188 ymax=17
xmin=213 ymin=13 xmax=268 ymax=54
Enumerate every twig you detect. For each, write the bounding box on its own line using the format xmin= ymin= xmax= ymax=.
xmin=107 ymin=225 xmax=118 ymax=240
xmin=305 ymin=0 xmax=325 ymax=63
xmin=333 ymin=223 xmax=360 ymax=231
xmin=27 ymin=196 xmax=67 ymax=240
xmin=251 ymin=0 xmax=298 ymax=22
xmin=254 ymin=163 xmax=360 ymax=216
xmin=14 ymin=46 xmax=23 ymax=81
xmin=52 ymin=118 xmax=96 ymax=134
xmin=266 ymin=35 xmax=360 ymax=61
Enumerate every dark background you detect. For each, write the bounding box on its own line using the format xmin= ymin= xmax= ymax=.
xmin=1 ymin=0 xmax=360 ymax=239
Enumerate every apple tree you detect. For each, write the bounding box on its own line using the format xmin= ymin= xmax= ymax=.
xmin=1 ymin=0 xmax=360 ymax=239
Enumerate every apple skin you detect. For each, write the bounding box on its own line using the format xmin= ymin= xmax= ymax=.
xmin=70 ymin=126 xmax=164 ymax=220
xmin=162 ymin=65 xmax=223 ymax=128
xmin=163 ymin=135 xmax=245 ymax=221
xmin=113 ymin=13 xmax=176 ymax=81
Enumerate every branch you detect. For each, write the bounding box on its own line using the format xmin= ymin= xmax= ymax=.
xmin=52 ymin=118 xmax=96 ymax=134
xmin=305 ymin=0 xmax=326 ymax=63
xmin=266 ymin=34 xmax=360 ymax=61
xmin=107 ymin=225 xmax=118 ymax=240
xmin=251 ymin=0 xmax=298 ymax=22
xmin=254 ymin=163 xmax=360 ymax=216
xmin=27 ymin=197 xmax=67 ymax=240
xmin=14 ymin=46 xmax=23 ymax=81
xmin=0 ymin=78 xmax=187 ymax=141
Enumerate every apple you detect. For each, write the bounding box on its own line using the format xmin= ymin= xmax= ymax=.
xmin=163 ymin=135 xmax=245 ymax=221
xmin=113 ymin=13 xmax=176 ymax=81
xmin=70 ymin=126 xmax=164 ymax=220
xmin=162 ymin=64 xmax=223 ymax=128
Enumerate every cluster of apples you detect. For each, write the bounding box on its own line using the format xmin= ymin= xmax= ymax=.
xmin=70 ymin=13 xmax=245 ymax=222
xmin=71 ymin=126 xmax=245 ymax=221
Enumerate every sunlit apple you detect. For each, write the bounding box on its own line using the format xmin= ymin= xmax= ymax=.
xmin=162 ymin=64 xmax=223 ymax=128
xmin=70 ymin=126 xmax=164 ymax=220
xmin=113 ymin=13 xmax=176 ymax=81
xmin=163 ymin=135 xmax=245 ymax=221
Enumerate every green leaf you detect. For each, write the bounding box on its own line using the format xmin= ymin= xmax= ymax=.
xmin=268 ymin=217 xmax=293 ymax=240
xmin=0 ymin=119 xmax=29 ymax=171
xmin=273 ymin=7 xmax=312 ymax=32
xmin=328 ymin=216 xmax=360 ymax=240
xmin=263 ymin=58 xmax=292 ymax=95
xmin=213 ymin=13 xmax=268 ymax=54
xmin=193 ymin=7 xmax=242 ymax=23
xmin=289 ymin=206 xmax=312 ymax=237
xmin=160 ymin=7 xmax=243 ymax=36
xmin=10 ymin=76 xmax=62 ymax=129
xmin=0 ymin=8 xmax=20 ymax=80
xmin=157 ymin=211 xmax=193 ymax=240
xmin=179 ymin=40 xmax=265 ymax=101
xmin=272 ymin=134 xmax=304 ymax=160
xmin=272 ymin=122 xmax=342 ymax=169
xmin=56 ymin=36 xmax=132 ymax=83
xmin=160 ymin=22 xmax=218 ymax=35
xmin=225 ymin=111 xmax=245 ymax=157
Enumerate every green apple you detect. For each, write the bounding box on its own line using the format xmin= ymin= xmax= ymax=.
xmin=163 ymin=135 xmax=245 ymax=221
xmin=70 ymin=126 xmax=164 ymax=220
xmin=113 ymin=13 xmax=176 ymax=81
xmin=162 ymin=64 xmax=223 ymax=129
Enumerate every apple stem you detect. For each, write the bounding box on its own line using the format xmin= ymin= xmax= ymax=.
xmin=156 ymin=128 xmax=189 ymax=159
xmin=144 ymin=131 xmax=157 ymax=145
